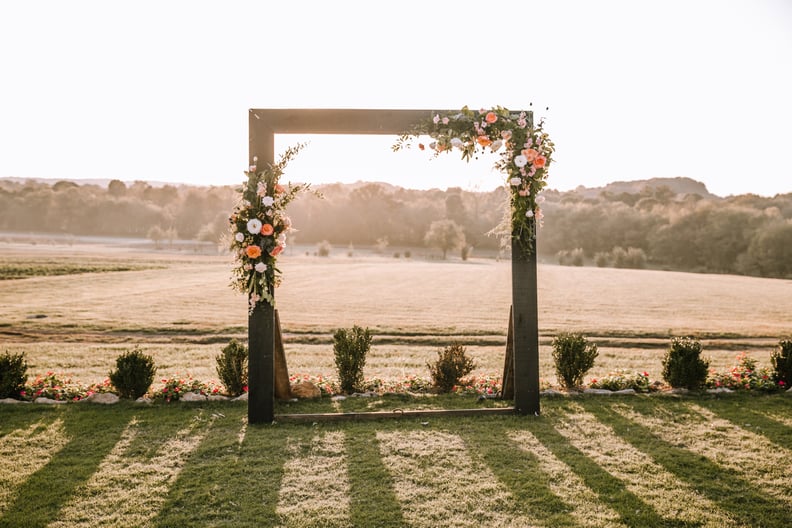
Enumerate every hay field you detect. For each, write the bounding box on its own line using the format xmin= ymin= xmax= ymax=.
xmin=1 ymin=239 xmax=790 ymax=384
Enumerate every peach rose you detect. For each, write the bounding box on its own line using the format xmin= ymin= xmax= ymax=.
xmin=501 ymin=130 xmax=512 ymax=141
xmin=485 ymin=112 xmax=498 ymax=124
xmin=477 ymin=136 xmax=492 ymax=147
xmin=260 ymin=223 xmax=274 ymax=236
xmin=522 ymin=148 xmax=538 ymax=162
xmin=274 ymin=184 xmax=286 ymax=194
xmin=245 ymin=245 xmax=262 ymax=259
xmin=533 ymin=155 xmax=547 ymax=168
xmin=269 ymin=245 xmax=284 ymax=257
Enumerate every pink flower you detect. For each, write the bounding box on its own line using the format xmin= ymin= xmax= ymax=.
xmin=433 ymin=114 xmax=440 ymax=124
xmin=270 ymin=245 xmax=284 ymax=257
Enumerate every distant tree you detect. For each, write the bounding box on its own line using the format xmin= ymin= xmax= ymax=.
xmin=148 ymin=225 xmax=165 ymax=249
xmin=108 ymin=179 xmax=127 ymax=197
xmin=424 ymin=219 xmax=466 ymax=259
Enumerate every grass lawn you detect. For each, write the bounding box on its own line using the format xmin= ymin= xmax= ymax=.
xmin=1 ymin=393 xmax=790 ymax=527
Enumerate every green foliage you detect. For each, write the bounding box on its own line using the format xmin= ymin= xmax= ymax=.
xmin=333 ymin=326 xmax=372 ymax=393
xmin=0 ymin=351 xmax=28 ymax=399
xmin=552 ymin=332 xmax=599 ymax=389
xmin=662 ymin=337 xmax=710 ymax=390
xmin=771 ymin=339 xmax=792 ymax=388
xmin=427 ymin=344 xmax=476 ymax=393
xmin=109 ymin=347 xmax=157 ymax=399
xmin=215 ymin=339 xmax=248 ymax=396
xmin=424 ymin=219 xmax=466 ymax=259
xmin=589 ymin=369 xmax=652 ymax=392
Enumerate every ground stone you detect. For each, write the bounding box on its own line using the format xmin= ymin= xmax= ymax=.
xmin=0 ymin=398 xmax=28 ymax=404
xmin=291 ymin=381 xmax=321 ymax=399
xmin=540 ymin=389 xmax=565 ymax=397
xmin=35 ymin=397 xmax=67 ymax=404
xmin=707 ymin=388 xmax=734 ymax=394
xmin=207 ymin=394 xmax=229 ymax=401
xmin=181 ymin=391 xmax=207 ymax=402
xmin=84 ymin=393 xmax=120 ymax=404
xmin=583 ymin=388 xmax=613 ymax=395
xmin=233 ymin=392 xmax=249 ymax=401
xmin=330 ymin=395 xmax=347 ymax=401
xmin=612 ymin=389 xmax=637 ymax=395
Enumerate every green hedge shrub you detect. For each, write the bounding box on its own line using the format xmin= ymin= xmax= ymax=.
xmin=109 ymin=347 xmax=156 ymax=399
xmin=662 ymin=337 xmax=709 ymax=390
xmin=333 ymin=326 xmax=371 ymax=393
xmin=428 ymin=344 xmax=476 ymax=393
xmin=0 ymin=351 xmax=28 ymax=399
xmin=552 ymin=332 xmax=598 ymax=389
xmin=771 ymin=339 xmax=792 ymax=388
xmin=215 ymin=339 xmax=248 ymax=396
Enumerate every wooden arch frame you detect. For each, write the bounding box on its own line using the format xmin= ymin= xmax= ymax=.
xmin=247 ymin=108 xmax=540 ymax=423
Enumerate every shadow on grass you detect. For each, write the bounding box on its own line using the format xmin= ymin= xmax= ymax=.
xmin=696 ymin=395 xmax=792 ymax=450
xmin=582 ymin=399 xmax=792 ymax=528
xmin=457 ymin=419 xmax=581 ymax=527
xmin=154 ymin=404 xmax=310 ymax=528
xmin=0 ymin=405 xmax=134 ymax=528
xmin=528 ymin=415 xmax=670 ymax=527
xmin=344 ymin=425 xmax=407 ymax=528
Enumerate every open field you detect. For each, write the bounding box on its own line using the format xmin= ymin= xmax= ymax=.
xmin=2 ymin=238 xmax=792 ymax=527
xmin=1 ymin=239 xmax=790 ymax=385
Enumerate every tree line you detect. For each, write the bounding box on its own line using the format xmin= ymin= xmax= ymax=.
xmin=1 ymin=176 xmax=791 ymax=278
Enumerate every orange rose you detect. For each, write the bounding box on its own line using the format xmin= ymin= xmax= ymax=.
xmin=418 ymin=143 xmax=425 ymax=151
xmin=477 ymin=136 xmax=492 ymax=147
xmin=260 ymin=223 xmax=274 ymax=236
xmin=245 ymin=245 xmax=262 ymax=259
xmin=522 ymin=148 xmax=538 ymax=162
xmin=485 ymin=112 xmax=498 ymax=124
xmin=533 ymin=155 xmax=546 ymax=168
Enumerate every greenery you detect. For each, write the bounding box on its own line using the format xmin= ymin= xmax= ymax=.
xmin=662 ymin=337 xmax=710 ymax=390
xmin=4 ymin=175 xmax=792 ymax=279
xmin=771 ymin=339 xmax=792 ymax=388
xmin=0 ymin=351 xmax=28 ymax=399
xmin=151 ymin=374 xmax=220 ymax=402
xmin=427 ymin=344 xmax=476 ymax=393
xmin=552 ymin=332 xmax=599 ymax=389
xmin=333 ymin=325 xmax=372 ymax=393
xmin=424 ymin=219 xmax=466 ymax=259
xmin=707 ymin=352 xmax=780 ymax=391
xmin=108 ymin=347 xmax=157 ymax=399
xmin=589 ymin=369 xmax=652 ymax=392
xmin=228 ymin=143 xmax=318 ymax=311
xmin=1 ymin=395 xmax=790 ymax=527
xmin=215 ymin=339 xmax=248 ymax=397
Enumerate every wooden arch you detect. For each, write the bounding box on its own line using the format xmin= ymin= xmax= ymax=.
xmin=247 ymin=108 xmax=540 ymax=423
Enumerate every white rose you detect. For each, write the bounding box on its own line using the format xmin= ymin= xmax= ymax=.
xmin=254 ymin=262 xmax=267 ymax=273
xmin=526 ymin=210 xmax=535 ymax=218
xmin=234 ymin=232 xmax=245 ymax=242
xmin=490 ymin=139 xmax=503 ymax=152
xmin=514 ymin=155 xmax=528 ymax=168
xmin=450 ymin=138 xmax=463 ymax=149
xmin=261 ymin=196 xmax=274 ymax=207
xmin=509 ymin=177 xmax=522 ymax=187
xmin=246 ymin=218 xmax=262 ymax=234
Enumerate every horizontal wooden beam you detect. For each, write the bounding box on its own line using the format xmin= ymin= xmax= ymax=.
xmin=249 ymin=108 xmax=455 ymax=135
xmin=275 ymin=407 xmax=516 ymax=423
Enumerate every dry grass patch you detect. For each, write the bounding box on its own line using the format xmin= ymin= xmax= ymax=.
xmin=554 ymin=403 xmax=739 ymax=527
xmin=50 ymin=416 xmax=211 ymax=528
xmin=376 ymin=430 xmax=537 ymax=527
xmin=276 ymin=431 xmax=350 ymax=528
xmin=508 ymin=429 xmax=625 ymax=528
xmin=0 ymin=418 xmax=69 ymax=515
xmin=611 ymin=401 xmax=792 ymax=508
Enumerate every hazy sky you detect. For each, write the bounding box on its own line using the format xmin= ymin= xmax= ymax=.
xmin=1 ymin=0 xmax=791 ymax=197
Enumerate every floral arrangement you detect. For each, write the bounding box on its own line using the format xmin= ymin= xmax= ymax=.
xmin=152 ymin=374 xmax=222 ymax=403
xmin=394 ymin=105 xmax=555 ymax=255
xmin=228 ymin=143 xmax=316 ymax=312
xmin=707 ymin=352 xmax=780 ymax=392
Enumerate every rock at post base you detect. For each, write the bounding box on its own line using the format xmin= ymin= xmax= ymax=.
xmin=291 ymin=381 xmax=321 ymax=399
xmin=85 ymin=393 xmax=120 ymax=404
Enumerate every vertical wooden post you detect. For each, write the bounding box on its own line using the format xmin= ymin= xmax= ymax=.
xmin=248 ymin=109 xmax=276 ymax=424
xmin=511 ymin=233 xmax=540 ymax=415
xmin=501 ymin=305 xmax=514 ymax=400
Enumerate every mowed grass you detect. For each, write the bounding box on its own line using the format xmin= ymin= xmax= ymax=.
xmin=1 ymin=395 xmax=790 ymax=527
